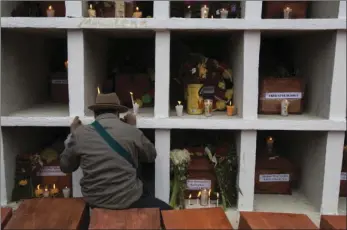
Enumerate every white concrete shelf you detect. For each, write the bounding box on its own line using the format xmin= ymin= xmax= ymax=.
xmin=1 ymin=17 xmax=346 ymax=31
xmin=1 ymin=1 xmax=346 ymax=224
xmin=254 ymin=192 xmax=321 ymax=226
xmin=338 ymin=197 xmax=346 ymax=215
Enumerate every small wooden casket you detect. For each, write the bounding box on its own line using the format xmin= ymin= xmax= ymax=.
xmin=340 ymin=152 xmax=347 ymax=197
xmin=185 ymin=147 xmax=216 ymax=198
xmin=255 ymin=155 xmax=295 ymax=195
xmin=259 ymin=77 xmax=304 ymax=114
xmin=50 ymin=72 xmax=68 ymax=104
xmin=263 ymin=1 xmax=309 ymax=19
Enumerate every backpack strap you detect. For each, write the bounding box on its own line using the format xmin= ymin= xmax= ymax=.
xmin=91 ymin=121 xmax=135 ymax=168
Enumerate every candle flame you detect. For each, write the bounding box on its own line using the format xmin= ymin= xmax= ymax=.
xmin=89 ymin=4 xmax=93 ymax=9
xmin=65 ymin=186 xmax=68 ymax=189
xmin=97 ymin=87 xmax=101 ymax=95
xmin=187 ymin=5 xmax=191 ymax=9
xmin=204 ymin=5 xmax=207 ymax=8
xmin=136 ymin=7 xmax=139 ymax=11
xmin=130 ymin=92 xmax=133 ymax=95
xmin=37 ymin=184 xmax=40 ymax=190
xmin=229 ymin=101 xmax=232 ymax=106
xmin=48 ymin=5 xmax=53 ymax=10
xmin=208 ymin=189 xmax=211 ymax=196
xmin=53 ymin=184 xmax=56 ymax=189
xmin=216 ymin=192 xmax=219 ymax=198
xmin=189 ymin=194 xmax=192 ymax=199
xmin=267 ymin=136 xmax=273 ymax=143
xmin=197 ymin=191 xmax=201 ymax=198
xmin=44 ymin=188 xmax=48 ymax=191
xmin=178 ymin=101 xmax=181 ymax=105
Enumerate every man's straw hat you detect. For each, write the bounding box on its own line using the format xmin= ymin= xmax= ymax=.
xmin=88 ymin=93 xmax=128 ymax=113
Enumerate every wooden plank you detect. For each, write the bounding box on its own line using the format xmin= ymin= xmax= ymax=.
xmin=162 ymin=207 xmax=233 ymax=229
xmin=89 ymin=208 xmax=161 ymax=229
xmin=1 ymin=207 xmax=13 ymax=230
xmin=320 ymin=215 xmax=347 ymax=230
xmin=4 ymin=198 xmax=86 ymax=230
xmin=239 ymin=211 xmax=318 ymax=229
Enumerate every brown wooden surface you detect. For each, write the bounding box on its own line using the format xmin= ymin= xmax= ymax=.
xmin=239 ymin=211 xmax=318 ymax=229
xmin=4 ymin=198 xmax=86 ymax=230
xmin=1 ymin=207 xmax=12 ymax=230
xmin=320 ymin=215 xmax=347 ymax=230
xmin=89 ymin=208 xmax=161 ymax=229
xmin=162 ymin=207 xmax=233 ymax=229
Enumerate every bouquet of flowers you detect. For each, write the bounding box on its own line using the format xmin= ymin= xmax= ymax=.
xmin=169 ymin=149 xmax=191 ymax=209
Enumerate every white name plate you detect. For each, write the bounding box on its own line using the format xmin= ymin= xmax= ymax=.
xmin=187 ymin=179 xmax=211 ymax=190
xmin=259 ymin=174 xmax=290 ymax=182
xmin=341 ymin=172 xmax=347 ymax=181
xmin=265 ymin=92 xmax=302 ymax=99
xmin=37 ymin=166 xmax=66 ymax=176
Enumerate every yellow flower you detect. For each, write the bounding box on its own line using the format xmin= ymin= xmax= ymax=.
xmin=18 ymin=180 xmax=28 ymax=186
xmin=216 ymin=100 xmax=226 ymax=110
xmin=225 ymin=89 xmax=233 ymax=100
xmin=218 ymin=81 xmax=226 ymax=90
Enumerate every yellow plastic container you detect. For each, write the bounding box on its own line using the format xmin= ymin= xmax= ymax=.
xmin=186 ymin=84 xmax=204 ymax=115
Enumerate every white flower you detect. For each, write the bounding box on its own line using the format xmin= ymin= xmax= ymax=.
xmin=170 ymin=149 xmax=191 ymax=165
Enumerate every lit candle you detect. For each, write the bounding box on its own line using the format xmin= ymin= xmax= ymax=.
xmin=97 ymin=87 xmax=101 ymax=95
xmin=62 ymin=186 xmax=71 ymax=198
xmin=220 ymin=8 xmax=228 ymax=18
xmin=185 ymin=5 xmax=192 ymax=18
xmin=130 ymin=92 xmax=135 ymax=107
xmin=216 ymin=192 xmax=219 ymax=207
xmin=175 ymin=101 xmax=184 ymax=117
xmin=35 ymin=184 xmax=43 ymax=198
xmin=283 ymin=7 xmax=292 ymax=19
xmin=266 ymin=136 xmax=274 ymax=155
xmin=43 ymin=187 xmax=50 ymax=198
xmin=197 ymin=191 xmax=201 ymax=205
xmin=50 ymin=184 xmax=59 ymax=197
xmin=200 ymin=189 xmax=209 ymax=206
xmin=88 ymin=4 xmax=96 ymax=17
xmin=188 ymin=193 xmax=192 ymax=206
xmin=208 ymin=189 xmax=211 ymax=207
xmin=46 ymin=5 xmax=55 ymax=17
xmin=226 ymin=102 xmax=234 ymax=116
xmin=133 ymin=102 xmax=139 ymax=115
xmin=200 ymin=5 xmax=209 ymax=18
xmin=132 ymin=7 xmax=142 ymax=18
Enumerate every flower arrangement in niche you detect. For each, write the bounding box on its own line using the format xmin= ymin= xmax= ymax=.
xmin=169 ymin=149 xmax=191 ymax=209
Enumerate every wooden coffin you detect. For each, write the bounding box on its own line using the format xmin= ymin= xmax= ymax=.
xmin=259 ymin=77 xmax=304 ymax=114
xmin=36 ymin=160 xmax=72 ymax=197
xmin=40 ymin=2 xmax=66 ymax=17
xmin=255 ymin=155 xmax=295 ymax=194
xmin=50 ymin=73 xmax=68 ymax=104
xmin=89 ymin=208 xmax=161 ymax=229
xmin=320 ymin=215 xmax=347 ymax=230
xmin=4 ymin=199 xmax=87 ymax=230
xmin=239 ymin=212 xmax=317 ymax=229
xmin=263 ymin=1 xmax=309 ymax=19
xmin=162 ymin=208 xmax=233 ymax=230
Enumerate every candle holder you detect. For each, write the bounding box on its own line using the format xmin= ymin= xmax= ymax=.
xmin=50 ymin=184 xmax=59 ymax=197
xmin=46 ymin=5 xmax=55 ymax=17
xmin=266 ymin=136 xmax=274 ymax=156
xmin=200 ymin=5 xmax=209 ymax=18
xmin=200 ymin=189 xmax=209 ymax=206
xmin=204 ymin=99 xmax=213 ymax=117
xmin=88 ymin=4 xmax=96 ymax=17
xmin=184 ymin=5 xmax=192 ymax=18
xmin=115 ymin=1 xmax=125 ymax=18
xmin=283 ymin=7 xmax=293 ymax=19
xmin=34 ymin=184 xmax=43 ymax=198
xmin=133 ymin=102 xmax=139 ymax=115
xmin=176 ymin=101 xmax=184 ymax=117
xmin=220 ymin=8 xmax=228 ymax=19
xmin=62 ymin=186 xmax=71 ymax=198
xmin=226 ymin=103 xmax=234 ymax=116
xmin=43 ymin=188 xmax=50 ymax=198
xmin=132 ymin=6 xmax=142 ymax=18
xmin=281 ymin=99 xmax=289 ymax=116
